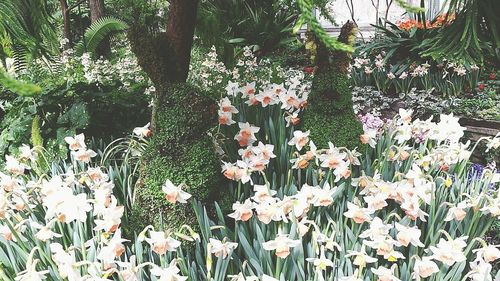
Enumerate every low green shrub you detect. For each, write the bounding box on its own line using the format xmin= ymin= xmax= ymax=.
xmin=131 ymin=83 xmax=226 ymax=232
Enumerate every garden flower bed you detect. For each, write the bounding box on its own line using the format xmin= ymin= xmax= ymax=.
xmin=0 ymin=0 xmax=499 ymax=280
xmin=0 ymin=69 xmax=499 ymax=279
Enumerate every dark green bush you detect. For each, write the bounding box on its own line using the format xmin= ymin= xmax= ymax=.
xmin=302 ymin=68 xmax=364 ymax=150
xmin=130 ymin=83 xmax=226 ymax=233
xmin=0 ymin=82 xmax=150 ymax=159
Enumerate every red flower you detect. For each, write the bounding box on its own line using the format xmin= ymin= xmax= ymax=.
xmin=303 ymin=66 xmax=315 ymax=74
xmin=489 ymin=73 xmax=496 ymax=80
xmin=478 ymin=83 xmax=485 ymax=91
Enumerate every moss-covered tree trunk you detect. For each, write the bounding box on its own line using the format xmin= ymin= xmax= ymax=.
xmin=126 ymin=0 xmax=225 ymax=232
xmin=302 ymin=21 xmax=364 ymax=149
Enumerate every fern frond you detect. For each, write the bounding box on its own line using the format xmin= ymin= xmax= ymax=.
xmin=75 ymin=17 xmax=129 ymax=56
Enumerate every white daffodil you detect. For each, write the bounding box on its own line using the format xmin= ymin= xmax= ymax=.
xmin=306 ymin=246 xmax=334 ymax=271
xmin=413 ymin=257 xmax=439 ymax=279
xmin=474 ymin=245 xmax=500 ymax=263
xmin=64 ymin=133 xmax=86 ymax=151
xmin=444 ymin=201 xmax=469 ymax=221
xmin=133 ymin=122 xmax=151 ymax=137
xmin=311 ymin=182 xmax=337 ymax=207
xmin=371 ymin=265 xmax=401 ymax=281
xmin=162 ymin=179 xmax=192 ymax=204
xmin=150 ymin=261 xmax=187 ymax=281
xmin=262 ymin=234 xmax=301 ymax=258
xmin=228 ymin=199 xmax=254 ymax=222
xmin=344 ymin=202 xmax=374 ymax=224
xmin=209 ymin=238 xmax=238 ymax=259
xmin=145 ymin=230 xmax=181 ymax=255
xmin=97 ymin=229 xmax=128 ymax=264
xmin=288 ymin=130 xmax=310 ymax=151
xmin=429 ymin=236 xmax=468 ymax=266
xmin=395 ymin=222 xmax=424 ymax=247
xmin=252 ymin=184 xmax=276 ymax=203
xmin=5 ymin=155 xmax=28 ymax=176
xmin=346 ymin=246 xmax=378 ymax=267
xmin=71 ymin=148 xmax=97 ymax=163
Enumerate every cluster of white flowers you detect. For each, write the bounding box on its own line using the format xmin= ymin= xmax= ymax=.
xmin=216 ymin=78 xmax=500 ymax=280
xmin=190 ymin=46 xmax=290 ymax=94
xmin=0 ymin=134 xmax=195 ymax=280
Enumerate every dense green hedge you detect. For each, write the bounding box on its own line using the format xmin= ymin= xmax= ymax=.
xmin=130 ymin=83 xmax=227 ymax=232
xmin=302 ymin=68 xmax=363 ymax=150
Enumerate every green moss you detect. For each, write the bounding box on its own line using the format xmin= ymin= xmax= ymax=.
xmin=129 ymin=83 xmax=226 ymax=234
xmin=302 ymin=68 xmax=364 ymax=150
xmin=303 ymin=21 xmax=363 ymax=150
xmin=31 ymin=115 xmax=43 ymax=147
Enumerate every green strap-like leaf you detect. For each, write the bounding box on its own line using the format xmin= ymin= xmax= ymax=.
xmin=0 ymin=70 xmax=41 ymax=96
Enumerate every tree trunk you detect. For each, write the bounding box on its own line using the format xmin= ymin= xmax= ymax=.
xmin=165 ymin=0 xmax=199 ymax=83
xmin=124 ymin=0 xmax=227 ymax=233
xmin=89 ymin=0 xmax=111 ymax=57
xmin=60 ymin=0 xmax=71 ymax=48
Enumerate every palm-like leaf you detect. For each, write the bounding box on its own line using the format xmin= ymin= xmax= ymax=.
xmin=75 ymin=17 xmax=129 ymax=56
xmin=0 ymin=0 xmax=57 ymax=69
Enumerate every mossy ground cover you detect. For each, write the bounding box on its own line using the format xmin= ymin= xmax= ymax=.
xmin=129 ymin=83 xmax=226 ymax=232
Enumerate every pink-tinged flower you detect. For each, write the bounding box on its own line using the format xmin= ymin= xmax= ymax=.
xmin=218 ymin=97 xmax=239 ymax=114
xmin=262 ymin=234 xmax=301 ymax=258
xmin=252 ymin=142 xmax=276 ymax=160
xmin=71 ymin=149 xmax=97 ymax=163
xmin=209 ymin=238 xmax=238 ymax=259
xmin=228 ymin=199 xmax=254 ymax=221
xmin=399 ymin=72 xmax=408 ymax=79
xmin=285 ymin=111 xmax=301 ymax=127
xmin=252 ymin=184 xmax=276 ymax=203
xmin=429 ymin=236 xmax=468 ymax=266
xmin=162 ymin=179 xmax=192 ymax=204
xmin=364 ymin=193 xmax=388 ymax=211
xmin=150 ymin=261 xmax=187 ymax=281
xmin=222 ymin=161 xmax=251 ymax=184
xmin=5 ymin=155 xmax=28 ymax=176
xmin=255 ymin=90 xmax=279 ymax=107
xmin=218 ymin=111 xmax=236 ymax=125
xmin=413 ymin=257 xmax=439 ymax=278
xmin=333 ymin=160 xmax=351 ymax=182
xmin=0 ymin=173 xmax=20 ymax=192
xmin=371 ymin=266 xmax=401 ymax=281
xmin=234 ymin=122 xmax=260 ymax=147
xmin=97 ymin=229 xmax=128 ymax=264
xmin=255 ymin=200 xmax=284 ymax=224
xmin=145 ymin=230 xmax=181 ymax=255
xmin=288 ymin=130 xmax=310 ymax=151
xmin=474 ymin=245 xmax=500 ymax=263
xmin=344 ymin=202 xmax=374 ymax=224
xmin=64 ymin=133 xmax=86 ymax=151
xmin=311 ymin=182 xmax=337 ymax=207
xmin=444 ymin=201 xmax=468 ymax=221
xmin=395 ymin=222 xmax=424 ymax=247
xmin=133 ymin=123 xmax=152 ymax=137
xmin=240 ymin=82 xmax=256 ymax=98
xmin=280 ymin=91 xmax=300 ymax=110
